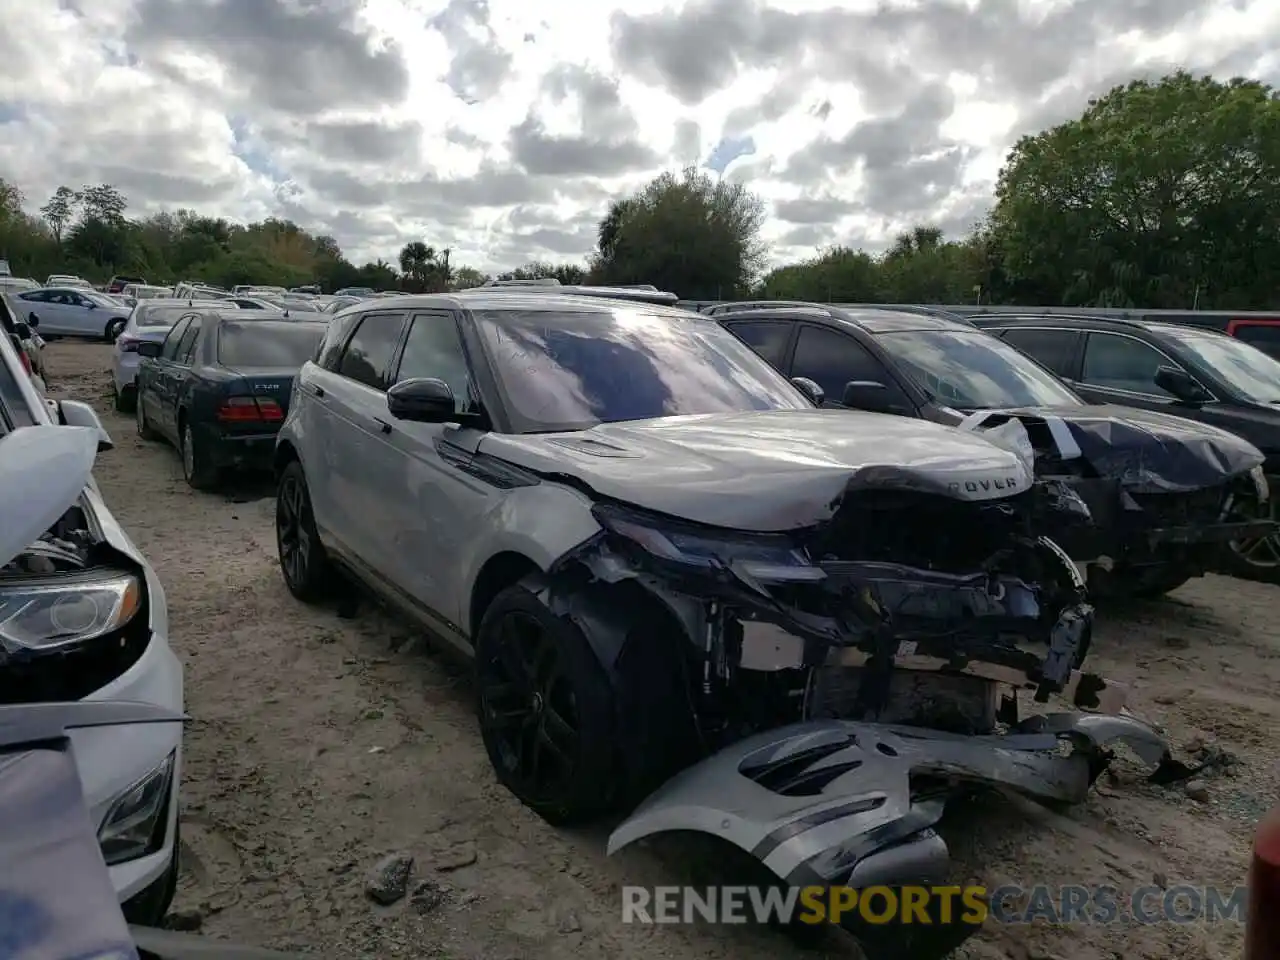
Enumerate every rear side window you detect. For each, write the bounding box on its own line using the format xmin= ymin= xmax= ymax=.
xmin=724 ymin=320 xmax=792 ymax=367
xmin=999 ymin=328 xmax=1079 ymax=377
xmin=336 ymin=312 xmax=406 ymax=391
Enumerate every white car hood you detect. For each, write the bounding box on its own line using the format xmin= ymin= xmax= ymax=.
xmin=480 ymin=409 xmax=1033 ymax=531
xmin=0 ymin=426 xmax=97 ymax=567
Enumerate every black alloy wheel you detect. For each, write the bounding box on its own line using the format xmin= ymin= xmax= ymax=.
xmin=276 ymin=461 xmax=330 ymax=601
xmin=475 ymin=585 xmax=617 ymax=825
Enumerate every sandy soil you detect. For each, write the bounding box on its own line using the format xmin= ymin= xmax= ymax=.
xmin=44 ymin=339 xmax=1278 ymax=959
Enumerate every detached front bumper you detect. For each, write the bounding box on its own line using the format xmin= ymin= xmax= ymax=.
xmin=609 ymin=713 xmax=1175 ymax=960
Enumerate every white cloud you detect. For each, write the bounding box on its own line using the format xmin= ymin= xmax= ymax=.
xmin=0 ymin=0 xmax=1273 ymax=273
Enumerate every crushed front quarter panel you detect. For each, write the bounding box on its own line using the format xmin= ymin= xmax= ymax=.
xmin=608 ymin=713 xmax=1173 ymax=887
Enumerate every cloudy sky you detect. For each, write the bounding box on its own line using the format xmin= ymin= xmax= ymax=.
xmin=1 ymin=0 xmax=1276 ymax=272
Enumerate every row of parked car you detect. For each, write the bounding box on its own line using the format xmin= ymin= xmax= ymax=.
xmin=2 ymin=277 xmax=1277 ymax=958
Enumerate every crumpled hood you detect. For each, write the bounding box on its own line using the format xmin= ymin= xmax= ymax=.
xmin=0 ymin=425 xmax=97 ymax=568
xmin=480 ymin=409 xmax=1033 ymax=531
xmin=963 ymin=404 xmax=1264 ymax=493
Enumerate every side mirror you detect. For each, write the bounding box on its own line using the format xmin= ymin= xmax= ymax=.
xmin=1154 ymin=365 xmax=1211 ymax=404
xmin=137 ymin=341 xmax=162 ymax=358
xmin=85 ymin=301 xmax=98 ymax=310
xmin=58 ymin=399 xmax=114 ymax=451
xmin=25 ymin=315 xmax=37 ymax=329
xmin=842 ymin=380 xmax=902 ymax=414
xmin=387 ymin=377 xmax=458 ymax=423
xmin=13 ymin=322 xmax=31 ymax=339
xmin=790 ymin=376 xmax=825 ymax=405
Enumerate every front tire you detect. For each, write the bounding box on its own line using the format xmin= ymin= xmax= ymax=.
xmin=276 ymin=460 xmax=333 ymax=602
xmin=179 ymin=418 xmax=218 ymax=490
xmin=474 ymin=582 xmax=618 ymax=825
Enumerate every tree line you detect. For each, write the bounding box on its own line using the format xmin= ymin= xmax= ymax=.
xmin=2 ymin=71 xmax=1276 ymax=309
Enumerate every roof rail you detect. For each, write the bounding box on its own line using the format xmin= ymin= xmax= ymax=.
xmin=483 ymin=277 xmax=561 ymax=287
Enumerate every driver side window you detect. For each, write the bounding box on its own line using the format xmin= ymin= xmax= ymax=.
xmin=392 ymin=311 xmax=476 ymax=413
xmin=161 ymin=317 xmax=193 ymax=360
xmin=1081 ymin=333 xmax=1178 ymax=397
xmin=791 ymin=325 xmax=907 ymax=407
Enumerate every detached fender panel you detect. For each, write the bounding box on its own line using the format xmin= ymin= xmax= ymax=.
xmin=608 ymin=714 xmax=1171 ymax=888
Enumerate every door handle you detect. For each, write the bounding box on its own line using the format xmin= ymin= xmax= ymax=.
xmin=308 ymin=384 xmax=325 ymax=398
xmin=373 ymin=417 xmax=393 ymax=435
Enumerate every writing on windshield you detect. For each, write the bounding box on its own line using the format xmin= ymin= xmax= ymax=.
xmin=881 ymin=330 xmax=1082 ymax=409
xmin=475 ymin=308 xmax=811 ymax=432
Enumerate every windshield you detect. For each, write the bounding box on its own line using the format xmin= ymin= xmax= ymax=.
xmin=879 ymin=329 xmax=1082 ymax=409
xmin=1165 ymin=329 xmax=1280 ymax=404
xmin=474 ymin=307 xmax=813 ymax=432
xmin=217 ymin=322 xmax=324 ymax=368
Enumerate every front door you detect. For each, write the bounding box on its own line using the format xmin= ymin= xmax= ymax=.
xmin=380 ymin=309 xmax=495 ymax=629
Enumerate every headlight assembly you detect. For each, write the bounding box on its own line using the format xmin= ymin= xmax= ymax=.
xmin=591 ymin=503 xmax=823 ymax=582
xmin=98 ymin=750 xmax=175 ymax=866
xmin=0 ymin=572 xmax=142 ymax=654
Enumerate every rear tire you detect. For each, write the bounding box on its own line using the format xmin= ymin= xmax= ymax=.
xmin=179 ymin=418 xmax=218 ymax=490
xmin=474 ymin=582 xmax=618 ymax=826
xmin=136 ymin=393 xmax=158 ymax=439
xmin=105 ymin=318 xmax=126 ymax=342
xmin=114 ymin=384 xmax=135 ymax=413
xmin=275 ymin=460 xmax=333 ymax=602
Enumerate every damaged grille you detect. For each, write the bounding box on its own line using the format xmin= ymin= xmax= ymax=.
xmin=1127 ymin=487 xmax=1226 ymax=526
xmin=806 ymin=489 xmax=1034 ymax=572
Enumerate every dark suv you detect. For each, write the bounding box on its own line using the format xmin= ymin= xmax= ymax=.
xmin=715 ymin=303 xmax=1275 ymax=597
xmin=971 ymin=313 xmax=1280 ymax=582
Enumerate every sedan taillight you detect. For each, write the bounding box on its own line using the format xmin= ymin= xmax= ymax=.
xmin=217 ymin=396 xmax=284 ymax=422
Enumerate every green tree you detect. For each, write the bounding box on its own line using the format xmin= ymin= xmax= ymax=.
xmin=499 ymin=261 xmax=586 ymax=284
xmin=590 ymin=167 xmax=768 ymax=299
xmin=40 ymin=186 xmax=78 ymax=246
xmin=992 ymin=70 xmax=1280 ymax=309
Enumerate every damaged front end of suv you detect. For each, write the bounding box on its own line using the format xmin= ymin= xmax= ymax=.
xmin=480 ymin=421 xmax=1180 ymax=960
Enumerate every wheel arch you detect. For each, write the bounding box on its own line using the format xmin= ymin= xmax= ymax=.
xmin=274 ymin=439 xmax=299 ymax=481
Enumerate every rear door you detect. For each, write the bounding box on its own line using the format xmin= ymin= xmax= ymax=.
xmin=313 ymin=310 xmax=409 ymax=573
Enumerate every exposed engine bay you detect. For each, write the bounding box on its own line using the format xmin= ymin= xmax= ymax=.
xmin=1 ymin=502 xmax=97 ymax=577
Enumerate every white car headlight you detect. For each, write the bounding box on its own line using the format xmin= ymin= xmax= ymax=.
xmin=98 ymin=751 xmax=175 ymax=865
xmin=1250 ymin=465 xmax=1270 ymax=502
xmin=0 ymin=573 xmax=142 ymax=653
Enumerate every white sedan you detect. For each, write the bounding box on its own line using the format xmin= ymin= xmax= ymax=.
xmin=0 ymin=329 xmax=184 ymax=925
xmin=14 ymin=286 xmax=134 ymax=341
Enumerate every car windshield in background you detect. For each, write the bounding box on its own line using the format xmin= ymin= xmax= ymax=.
xmin=474 ymin=307 xmax=812 ymax=433
xmin=1165 ymin=329 xmax=1280 ymax=404
xmin=879 ymin=329 xmax=1083 ymax=409
xmin=134 ymin=304 xmax=193 ymax=327
xmin=217 ymin=322 xmax=325 ymax=368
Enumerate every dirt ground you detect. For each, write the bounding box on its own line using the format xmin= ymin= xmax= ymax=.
xmin=46 ymin=339 xmax=1278 ymax=959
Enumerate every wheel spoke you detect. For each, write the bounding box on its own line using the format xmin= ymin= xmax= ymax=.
xmin=541 ymin=704 xmax=576 ymax=753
